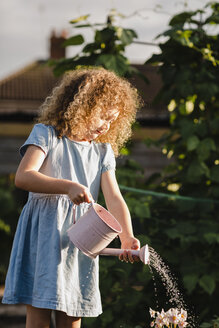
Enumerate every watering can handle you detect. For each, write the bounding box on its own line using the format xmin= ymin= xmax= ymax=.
xmin=100 ymin=245 xmax=150 ymax=265
xmin=72 ymin=200 xmax=95 ymax=224
xmin=72 ymin=205 xmax=76 ymax=224
xmin=100 ymin=248 xmax=140 ymax=257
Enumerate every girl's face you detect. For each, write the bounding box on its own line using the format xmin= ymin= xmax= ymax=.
xmin=84 ymin=108 xmax=119 ymax=141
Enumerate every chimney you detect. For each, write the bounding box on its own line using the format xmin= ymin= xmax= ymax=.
xmin=49 ymin=30 xmax=67 ymax=59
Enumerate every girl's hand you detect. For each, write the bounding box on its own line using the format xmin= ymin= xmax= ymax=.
xmin=119 ymin=236 xmax=141 ymax=264
xmin=68 ymin=182 xmax=93 ymax=205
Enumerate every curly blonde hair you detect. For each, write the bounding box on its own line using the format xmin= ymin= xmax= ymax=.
xmin=38 ymin=67 xmax=141 ymax=156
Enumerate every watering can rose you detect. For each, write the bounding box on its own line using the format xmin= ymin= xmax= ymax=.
xmin=149 ymin=308 xmax=188 ymax=327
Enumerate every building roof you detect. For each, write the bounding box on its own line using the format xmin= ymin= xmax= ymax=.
xmin=0 ymin=61 xmax=59 ymax=101
xmin=0 ymin=60 xmax=168 ymax=124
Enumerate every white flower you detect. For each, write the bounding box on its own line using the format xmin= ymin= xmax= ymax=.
xmin=179 ymin=309 xmax=187 ymax=322
xmin=155 ymin=311 xmax=165 ymax=327
xmin=157 ymin=309 xmax=170 ymax=327
xmin=155 ymin=316 xmax=163 ymax=325
xmin=178 ymin=321 xmax=188 ymax=328
xmin=155 ymin=320 xmax=163 ymax=328
xmin=162 ymin=316 xmax=170 ymax=326
xmin=149 ymin=308 xmax=156 ymax=318
xmin=167 ymin=308 xmax=180 ymax=325
xmin=149 ymin=307 xmax=188 ymax=328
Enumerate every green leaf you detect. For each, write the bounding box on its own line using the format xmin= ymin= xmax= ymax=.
xmin=186 ymin=160 xmax=210 ymax=183
xmin=204 ymin=233 xmax=219 ymax=244
xmin=211 ymin=166 xmax=219 ymax=183
xmin=83 ymin=23 xmax=104 ymax=28
xmin=186 ymin=135 xmax=200 ymax=151
xmin=200 ymin=323 xmax=213 ymax=328
xmin=0 ymin=219 xmax=11 ymax=234
xmin=95 ymin=27 xmax=115 ymax=44
xmin=62 ymin=35 xmax=84 ymax=47
xmin=209 ymin=117 xmax=219 ymax=135
xmin=116 ymin=28 xmax=138 ymax=45
xmin=134 ymin=203 xmax=151 ymax=219
xmin=169 ymin=11 xmax=195 ymax=26
xmin=119 ymin=147 xmax=130 ymax=156
xmin=195 ymin=121 xmax=208 ymax=138
xmin=196 ymin=138 xmax=216 ymax=161
xmin=74 ymin=24 xmax=94 ymax=28
xmin=212 ymin=186 xmax=219 ymax=197
xmin=50 ymin=54 xmax=98 ymax=76
xmin=205 ymin=14 xmax=219 ymax=24
xmin=82 ymin=43 xmax=99 ymax=54
xmin=70 ymin=15 xmax=90 ymax=24
xmin=183 ymin=273 xmax=199 ymax=293
xmin=180 ymin=119 xmax=195 ymax=138
xmin=95 ymin=54 xmax=129 ymax=76
xmin=165 ymin=228 xmax=182 ymax=240
xmin=204 ymin=138 xmax=216 ymax=151
xmin=199 ymin=275 xmax=216 ymax=295
xmin=50 ymin=57 xmax=78 ymax=76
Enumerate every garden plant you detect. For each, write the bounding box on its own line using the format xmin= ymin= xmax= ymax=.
xmin=49 ymin=9 xmax=147 ymax=82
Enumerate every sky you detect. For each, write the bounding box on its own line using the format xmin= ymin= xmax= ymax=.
xmin=0 ymin=0 xmax=210 ymax=80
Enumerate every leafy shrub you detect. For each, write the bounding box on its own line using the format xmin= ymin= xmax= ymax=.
xmin=0 ymin=175 xmax=27 ymax=284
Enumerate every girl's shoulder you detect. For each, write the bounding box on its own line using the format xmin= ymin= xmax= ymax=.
xmin=96 ymin=143 xmax=116 ymax=172
xmin=31 ymin=123 xmax=58 ymax=142
xmin=32 ymin=123 xmax=56 ymax=135
xmin=20 ymin=123 xmax=58 ymax=157
xmin=96 ymin=142 xmax=113 ymax=153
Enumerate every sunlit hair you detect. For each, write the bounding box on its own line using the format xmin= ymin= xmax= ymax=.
xmin=37 ymin=67 xmax=142 ymax=156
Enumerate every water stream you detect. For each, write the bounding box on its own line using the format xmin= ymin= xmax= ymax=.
xmin=148 ymin=246 xmax=198 ymax=328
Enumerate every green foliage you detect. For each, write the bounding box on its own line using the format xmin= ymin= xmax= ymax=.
xmin=0 ymin=175 xmax=27 ymax=284
xmin=89 ymin=160 xmax=219 ymax=327
xmin=49 ymin=10 xmax=147 ymax=81
xmin=200 ymin=315 xmax=219 ymax=328
xmin=146 ymin=2 xmax=219 ymax=199
xmin=137 ymin=1 xmax=219 ymax=325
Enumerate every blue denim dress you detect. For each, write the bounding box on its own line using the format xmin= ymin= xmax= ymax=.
xmin=2 ymin=123 xmax=116 ymax=317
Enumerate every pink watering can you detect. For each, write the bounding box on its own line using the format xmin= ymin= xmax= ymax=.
xmin=67 ymin=202 xmax=150 ymax=265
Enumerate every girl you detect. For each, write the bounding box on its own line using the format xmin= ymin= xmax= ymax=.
xmin=2 ymin=67 xmax=141 ymax=328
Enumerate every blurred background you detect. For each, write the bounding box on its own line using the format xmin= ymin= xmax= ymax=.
xmin=0 ymin=0 xmax=208 ymax=79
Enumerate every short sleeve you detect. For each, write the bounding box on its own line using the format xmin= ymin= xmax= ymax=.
xmin=20 ymin=123 xmax=52 ymax=157
xmin=101 ymin=143 xmax=116 ymax=173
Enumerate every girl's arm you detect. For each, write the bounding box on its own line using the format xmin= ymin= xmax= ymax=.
xmin=15 ymin=145 xmax=93 ymax=205
xmin=101 ymin=169 xmax=140 ymax=262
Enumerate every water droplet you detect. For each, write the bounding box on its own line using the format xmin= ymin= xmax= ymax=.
xmin=148 ymin=246 xmax=198 ymax=327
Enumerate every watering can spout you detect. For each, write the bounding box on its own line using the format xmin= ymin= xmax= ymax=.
xmin=100 ymin=244 xmax=150 ymax=265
